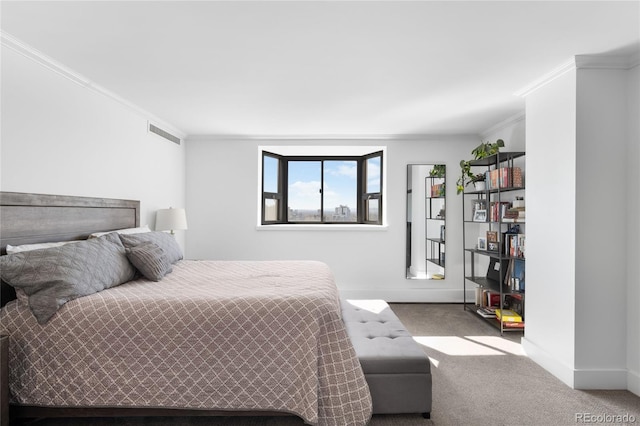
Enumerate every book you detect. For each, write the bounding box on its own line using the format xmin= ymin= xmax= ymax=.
xmin=495 ymin=309 xmax=522 ymax=322
xmin=501 ymin=321 xmax=525 ymax=329
xmin=477 ymin=307 xmax=497 ymax=318
xmin=512 ymin=259 xmax=525 ymax=292
xmin=503 ymin=259 xmax=513 ymax=286
xmin=483 ymin=289 xmax=501 ymax=307
xmin=486 ymin=257 xmax=508 ymax=284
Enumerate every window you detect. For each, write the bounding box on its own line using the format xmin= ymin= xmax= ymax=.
xmin=261 ymin=149 xmax=383 ymax=225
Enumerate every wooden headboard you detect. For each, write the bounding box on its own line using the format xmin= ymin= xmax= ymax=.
xmin=0 ymin=191 xmax=140 ymax=306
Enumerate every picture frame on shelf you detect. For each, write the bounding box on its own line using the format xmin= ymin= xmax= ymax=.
xmin=477 ymin=237 xmax=487 ymax=250
xmin=473 ymin=209 xmax=487 ymax=222
xmin=472 ymin=199 xmax=485 ymax=218
xmin=486 ymin=230 xmax=498 ymax=242
xmin=487 ymin=241 xmax=500 ymax=252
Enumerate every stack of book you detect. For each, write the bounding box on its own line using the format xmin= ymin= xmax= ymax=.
xmin=499 ymin=294 xmax=525 ymax=329
xmin=490 ymin=201 xmax=511 ymax=222
xmin=430 ymin=183 xmax=444 ymax=197
xmin=505 ymin=234 xmax=525 ymax=258
xmin=477 ymin=306 xmax=497 ymax=318
xmin=495 ymin=309 xmax=524 ymax=329
xmin=503 ymin=206 xmax=525 ymax=222
xmin=484 ymin=167 xmax=524 ymax=190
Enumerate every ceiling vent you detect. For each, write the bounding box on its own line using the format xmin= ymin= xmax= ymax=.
xmin=148 ymin=123 xmax=181 ymax=145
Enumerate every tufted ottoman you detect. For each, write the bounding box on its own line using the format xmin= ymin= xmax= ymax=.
xmin=341 ymin=299 xmax=432 ymax=418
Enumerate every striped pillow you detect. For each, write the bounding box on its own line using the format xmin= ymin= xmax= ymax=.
xmin=119 ymin=231 xmax=183 ymax=264
xmin=125 ymin=242 xmax=173 ymax=282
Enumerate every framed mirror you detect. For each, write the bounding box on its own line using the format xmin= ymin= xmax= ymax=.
xmin=406 ymin=164 xmax=446 ymax=279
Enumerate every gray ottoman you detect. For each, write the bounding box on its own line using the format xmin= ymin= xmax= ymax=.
xmin=341 ymin=299 xmax=432 ymax=418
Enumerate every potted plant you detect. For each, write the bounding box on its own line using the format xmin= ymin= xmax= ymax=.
xmin=456 ymin=160 xmax=473 ymax=194
xmin=471 ymin=139 xmax=505 ymax=160
xmin=457 ymin=139 xmax=505 ymax=194
xmin=429 ymin=164 xmax=446 ymax=178
xmin=471 ymin=173 xmax=486 ymax=191
xmin=428 ymin=165 xmax=446 ymax=196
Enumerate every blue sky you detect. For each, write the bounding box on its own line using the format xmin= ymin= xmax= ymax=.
xmin=288 ymin=160 xmax=357 ymax=211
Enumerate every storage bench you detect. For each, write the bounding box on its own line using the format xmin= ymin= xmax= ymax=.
xmin=341 ymin=299 xmax=432 ymax=418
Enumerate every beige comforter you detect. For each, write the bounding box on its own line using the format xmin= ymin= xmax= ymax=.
xmin=0 ymin=260 xmax=372 ymax=426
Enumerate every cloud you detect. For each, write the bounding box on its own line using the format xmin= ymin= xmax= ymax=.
xmin=327 ymin=162 xmax=357 ymax=179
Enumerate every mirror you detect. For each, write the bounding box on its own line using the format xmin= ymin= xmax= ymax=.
xmin=406 ymin=164 xmax=446 ymax=279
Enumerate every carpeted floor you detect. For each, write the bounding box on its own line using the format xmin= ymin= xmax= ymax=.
xmin=13 ymin=304 xmax=640 ymax=426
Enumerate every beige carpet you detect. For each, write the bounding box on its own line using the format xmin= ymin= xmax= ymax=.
xmin=16 ymin=304 xmax=640 ymax=426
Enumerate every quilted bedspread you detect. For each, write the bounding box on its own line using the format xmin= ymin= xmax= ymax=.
xmin=0 ymin=260 xmax=372 ymax=426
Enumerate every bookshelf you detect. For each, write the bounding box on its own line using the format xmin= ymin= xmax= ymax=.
xmin=462 ymin=152 xmax=525 ymax=334
xmin=425 ymin=175 xmax=445 ymax=276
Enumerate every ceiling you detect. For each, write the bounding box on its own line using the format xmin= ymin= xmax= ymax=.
xmin=1 ymin=1 xmax=639 ymax=138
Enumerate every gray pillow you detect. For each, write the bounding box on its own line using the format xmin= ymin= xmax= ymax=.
xmin=119 ymin=231 xmax=183 ymax=264
xmin=125 ymin=242 xmax=173 ymax=282
xmin=0 ymin=232 xmax=136 ymax=324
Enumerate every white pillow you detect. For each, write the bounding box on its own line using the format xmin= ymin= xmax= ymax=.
xmin=6 ymin=240 xmax=80 ymax=254
xmin=89 ymin=225 xmax=150 ymax=239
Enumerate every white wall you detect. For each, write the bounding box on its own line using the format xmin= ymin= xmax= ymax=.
xmin=521 ymin=68 xmax=578 ymax=387
xmin=521 ymin=57 xmax=638 ymax=395
xmin=0 ymin=46 xmax=187 ymax=249
xmin=481 ymin=114 xmax=526 ymax=152
xmin=627 ymin=64 xmax=640 ymax=396
xmin=574 ymin=67 xmax=629 ymax=388
xmin=185 ymin=136 xmax=477 ymax=302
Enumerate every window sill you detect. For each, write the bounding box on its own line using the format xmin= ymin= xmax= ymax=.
xmin=256 ymin=224 xmax=389 ymax=231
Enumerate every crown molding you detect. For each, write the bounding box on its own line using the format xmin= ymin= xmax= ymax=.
xmin=514 ymin=57 xmax=577 ymax=98
xmin=1 ymin=31 xmax=186 ymax=139
xmin=515 ymin=50 xmax=640 ymax=98
xmin=575 ymin=53 xmax=640 ymax=69
xmin=185 ymin=133 xmax=480 ymax=142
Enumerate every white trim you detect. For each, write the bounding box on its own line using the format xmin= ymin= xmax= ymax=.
xmin=186 ymin=134 xmax=479 ymax=142
xmin=628 ymin=368 xmax=640 ymax=396
xmin=521 ymin=337 xmax=575 ymax=388
xmin=575 ymin=54 xmax=640 ymax=70
xmin=1 ymin=31 xmax=186 ymax=139
xmin=514 ymin=57 xmax=577 ymax=98
xmin=256 ymin=224 xmax=388 ymax=231
xmin=256 ymin=145 xmax=388 ymax=227
xmin=573 ymin=368 xmax=629 ymax=390
xmin=515 ymin=52 xmax=640 ymax=98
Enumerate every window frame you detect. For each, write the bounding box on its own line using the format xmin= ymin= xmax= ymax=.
xmin=261 ymin=150 xmax=383 ymax=226
xmin=261 ymin=151 xmax=286 ymax=224
xmin=362 ymin=151 xmax=383 ymax=224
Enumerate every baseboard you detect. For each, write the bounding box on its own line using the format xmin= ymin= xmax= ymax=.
xmin=628 ymin=369 xmax=640 ymax=396
xmin=521 ymin=337 xmax=575 ymax=388
xmin=338 ymin=288 xmax=475 ymax=303
xmin=523 ymin=338 xmax=633 ymax=390
xmin=574 ymin=368 xmax=628 ymax=390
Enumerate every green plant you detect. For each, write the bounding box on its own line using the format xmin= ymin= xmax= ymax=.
xmin=456 ymin=139 xmax=505 ymax=194
xmin=429 ymin=164 xmax=446 ymax=178
xmin=456 ymin=160 xmax=473 ymax=194
xmin=471 ymin=139 xmax=505 ymax=159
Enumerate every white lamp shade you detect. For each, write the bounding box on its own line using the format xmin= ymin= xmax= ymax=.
xmin=155 ymin=208 xmax=188 ymax=232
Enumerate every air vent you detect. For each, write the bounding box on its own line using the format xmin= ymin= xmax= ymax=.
xmin=148 ymin=123 xmax=181 ymax=145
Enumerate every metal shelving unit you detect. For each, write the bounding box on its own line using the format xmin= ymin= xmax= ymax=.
xmin=461 ymin=152 xmax=526 ymax=334
xmin=425 ymin=175 xmax=445 ymax=274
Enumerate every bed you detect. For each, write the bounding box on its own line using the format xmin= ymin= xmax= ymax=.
xmin=0 ymin=191 xmax=372 ymax=425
